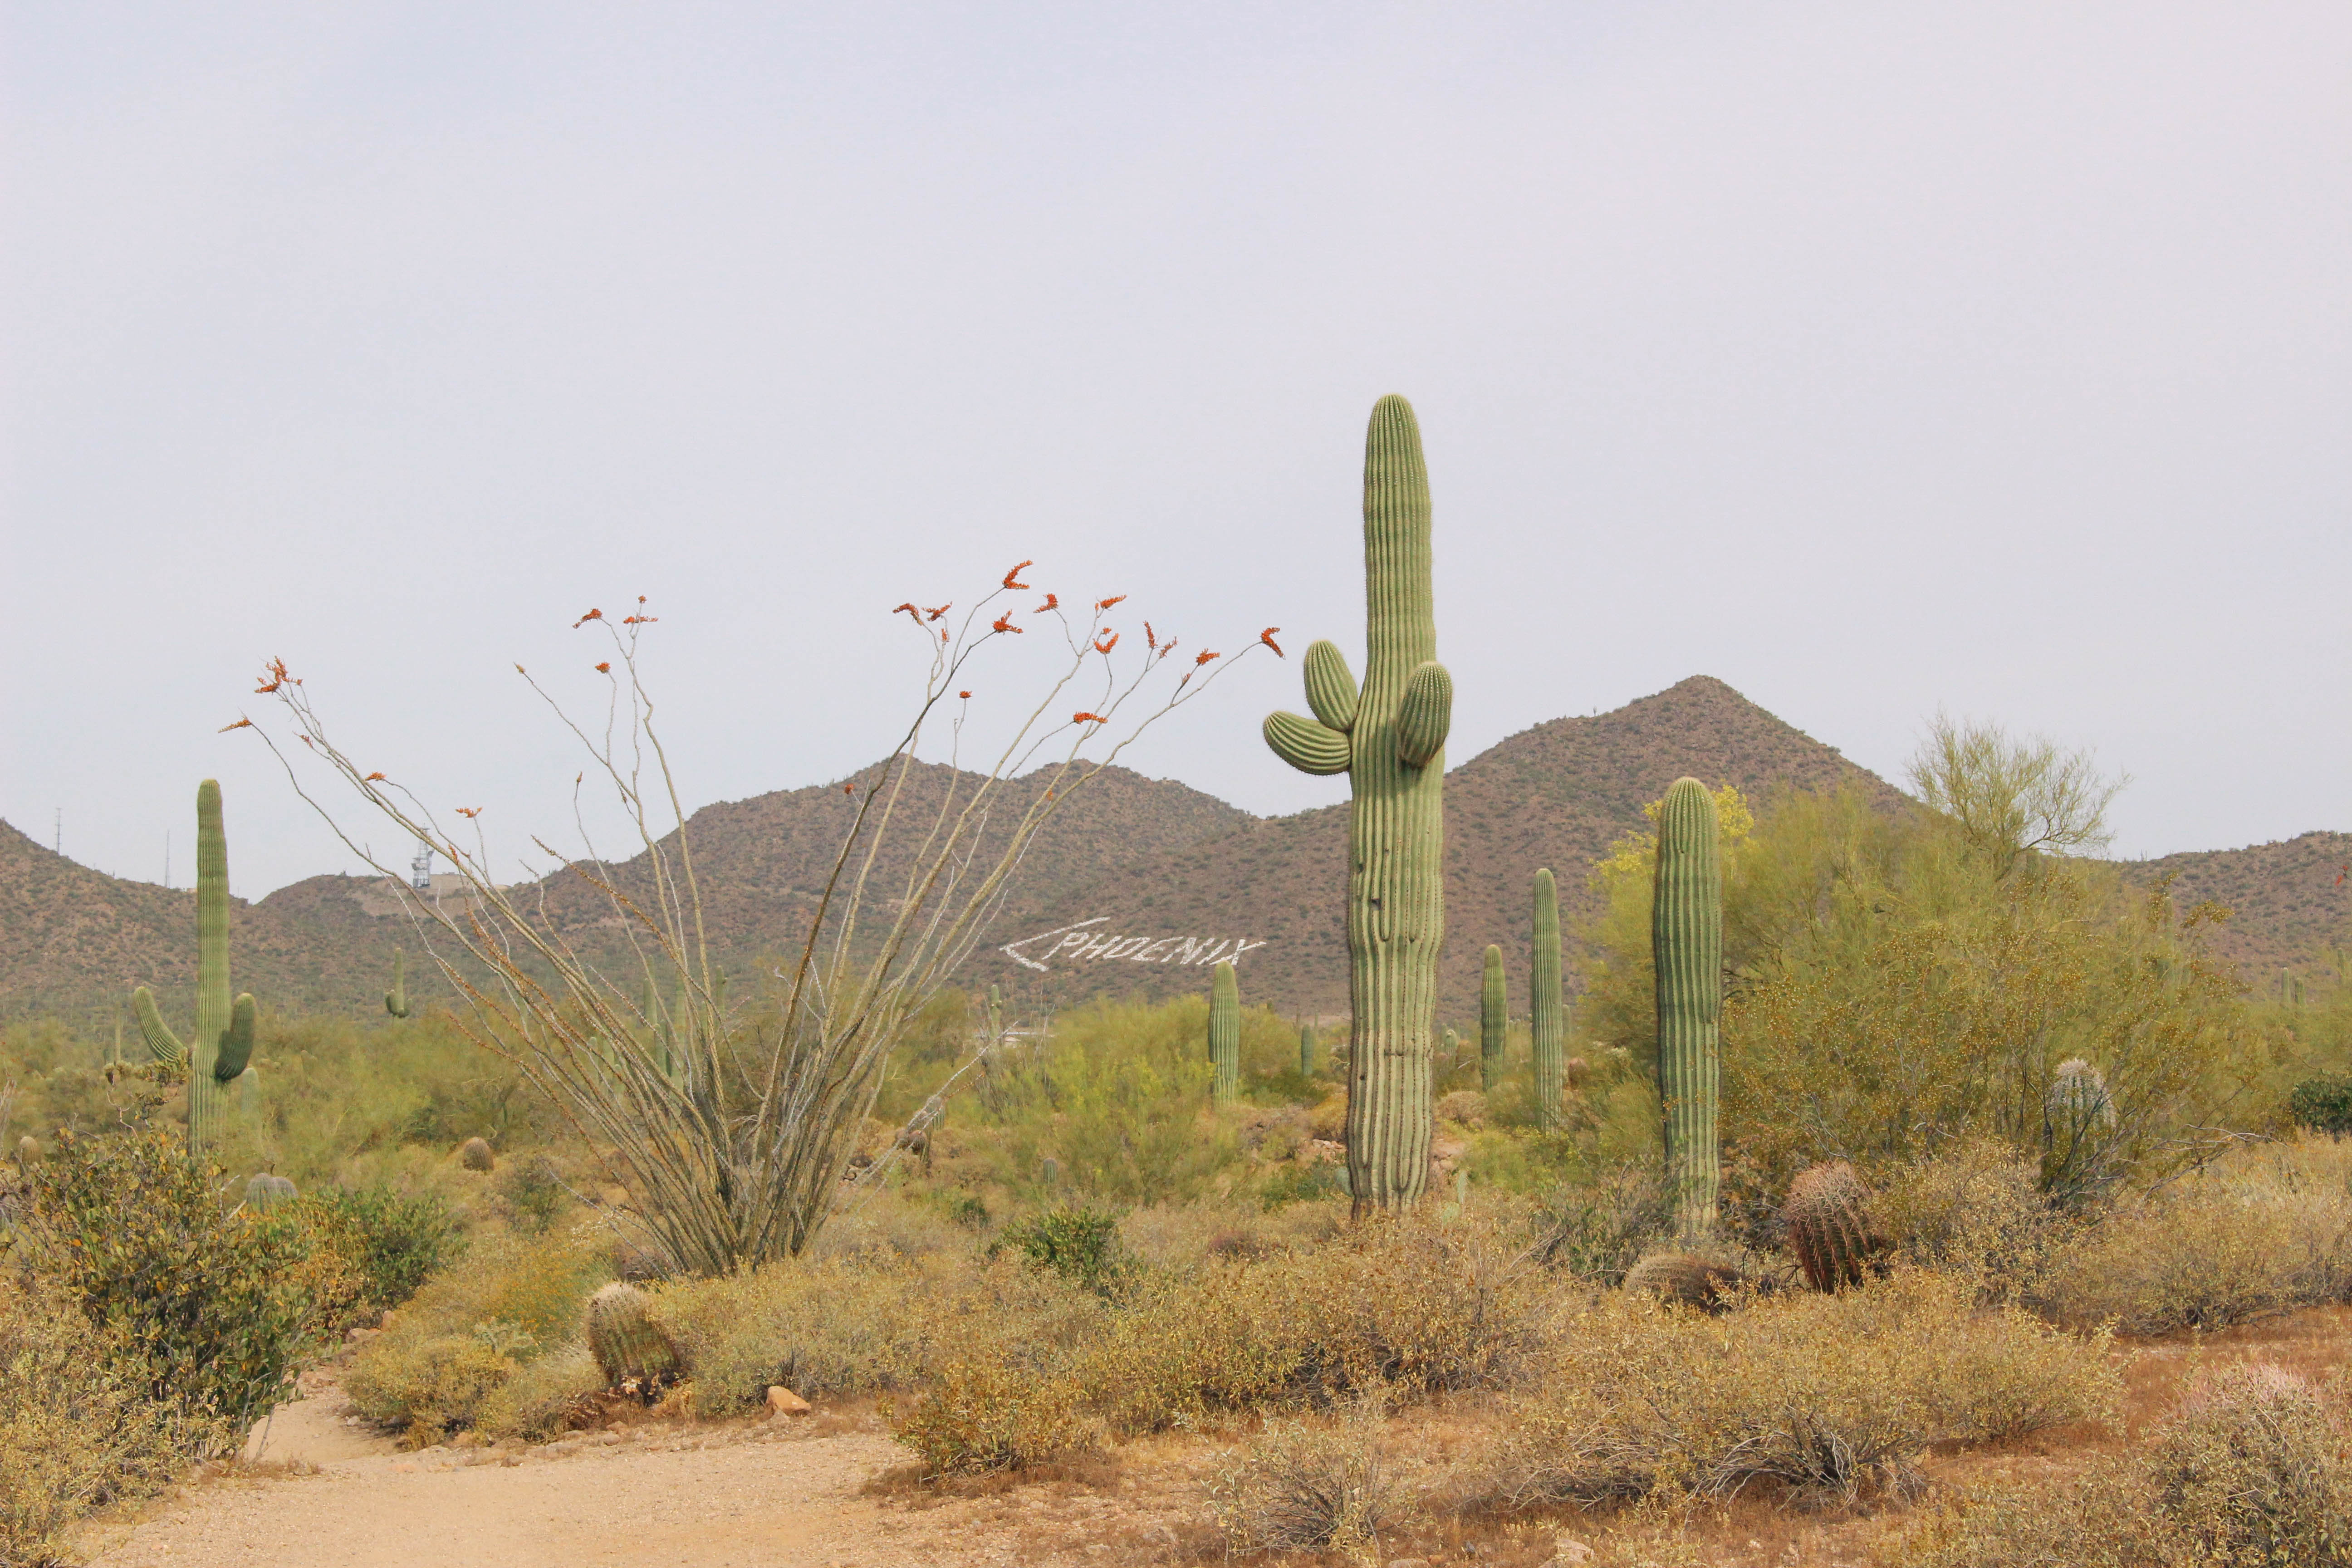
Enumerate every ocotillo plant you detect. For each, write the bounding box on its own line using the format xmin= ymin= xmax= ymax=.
xmin=1531 ymin=868 xmax=1564 ymax=1126
xmin=132 ymin=780 xmax=260 ymax=1159
xmin=385 ymin=949 xmax=411 ymax=1018
xmin=1208 ymin=961 xmax=1240 ymax=1105
xmin=1264 ymin=397 xmax=1453 ymax=1212
xmin=1479 ymin=945 xmax=1506 ymax=1093
xmin=1654 ymin=779 xmax=1723 ymax=1235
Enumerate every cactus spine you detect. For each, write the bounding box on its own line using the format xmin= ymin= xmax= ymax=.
xmin=1208 ymin=961 xmax=1240 ymax=1105
xmin=131 ymin=780 xmax=259 ymax=1159
xmin=1264 ymin=397 xmax=1452 ymax=1213
xmin=384 ymin=948 xmax=411 ymax=1018
xmin=1479 ymin=945 xmax=1506 ymax=1093
xmin=1531 ymin=868 xmax=1564 ymax=1126
xmin=1654 ymin=779 xmax=1722 ymax=1235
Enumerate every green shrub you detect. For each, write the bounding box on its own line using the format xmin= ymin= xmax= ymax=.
xmin=1256 ymin=1161 xmax=1343 ymax=1211
xmin=997 ymin=1207 xmax=1125 ymax=1295
xmin=16 ymin=1126 xmax=326 ymax=1444
xmin=495 ymin=1153 xmax=567 ymax=1235
xmin=2290 ymin=1076 xmax=2352 ymax=1137
xmin=296 ymin=1185 xmax=462 ymax=1322
xmin=0 ymin=1277 xmax=183 ymax=1568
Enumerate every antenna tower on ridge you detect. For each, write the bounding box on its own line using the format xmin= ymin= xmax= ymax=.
xmin=410 ymin=846 xmax=434 ymax=892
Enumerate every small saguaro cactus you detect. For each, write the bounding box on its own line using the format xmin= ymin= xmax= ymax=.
xmin=244 ymin=1172 xmax=298 ymax=1211
xmin=1441 ymin=1027 xmax=1459 ymax=1066
xmin=1263 ymin=395 xmax=1452 ymax=1213
xmin=1531 ymin=868 xmax=1565 ymax=1127
xmin=987 ymin=985 xmax=1004 ymax=1045
xmin=1299 ymin=1021 xmax=1317 ymax=1078
xmin=1653 ymin=779 xmax=1723 ymax=1235
xmin=1479 ymin=946 xmax=1507 ymax=1093
xmin=584 ymin=1281 xmax=682 ymax=1389
xmin=1208 ymin=961 xmax=1240 ymax=1105
xmin=1782 ymin=1161 xmax=1886 ymax=1292
xmin=385 ymin=949 xmax=411 ymax=1018
xmin=132 ymin=780 xmax=260 ymax=1160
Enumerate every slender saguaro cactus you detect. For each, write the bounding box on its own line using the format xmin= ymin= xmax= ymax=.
xmin=1653 ymin=778 xmax=1723 ymax=1235
xmin=1264 ymin=397 xmax=1452 ymax=1212
xmin=385 ymin=949 xmax=411 ymax=1018
xmin=1208 ymin=961 xmax=1240 ymax=1105
xmin=1479 ymin=946 xmax=1507 ymax=1093
xmin=1531 ymin=868 xmax=1565 ymax=1126
xmin=1299 ymin=1021 xmax=1317 ymax=1078
xmin=132 ymin=780 xmax=259 ymax=1159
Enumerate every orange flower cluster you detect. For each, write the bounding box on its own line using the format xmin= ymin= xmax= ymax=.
xmin=1073 ymin=711 xmax=1106 ymax=725
xmin=622 ymin=614 xmax=657 ymax=625
xmin=217 ymin=718 xmax=253 ymax=732
xmin=926 ymin=603 xmax=951 ymax=621
xmin=595 ymin=662 xmax=611 ymax=674
xmin=992 ymin=614 xmax=1023 ymax=634
xmin=1094 ymin=595 xmax=1126 ymax=612
xmin=254 ymin=657 xmax=293 ymax=694
xmin=573 ymin=608 xmax=603 ymax=628
xmin=1002 ymin=560 xmax=1033 ymax=590
xmin=1034 ymin=593 xmax=1058 ymax=612
xmin=1260 ymin=628 xmax=1283 ymax=656
xmin=1093 ymin=631 xmax=1118 ymax=654
xmin=455 ymin=807 xmax=482 ymax=818
xmin=364 ymin=772 xmax=387 ymax=782
xmin=959 ymin=690 xmax=972 ymax=699
xmin=1195 ymin=649 xmax=1220 ymax=666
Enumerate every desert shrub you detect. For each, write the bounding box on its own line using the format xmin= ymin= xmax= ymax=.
xmin=0 ymin=1277 xmax=183 ymax=1568
xmin=1206 ymin=1394 xmax=1395 ymax=1556
xmin=1872 ymin=1456 xmax=2171 ymax=1568
xmin=1869 ymin=1137 xmax=2069 ymax=1295
xmin=2042 ymin=1140 xmax=2352 ymax=1333
xmin=474 ymin=1344 xmax=605 ymax=1441
xmin=343 ymin=1230 xmax=608 ymax=1441
xmin=1256 ymin=1160 xmax=1343 ymax=1210
xmin=2291 ymin=1076 xmax=2352 ymax=1138
xmin=1281 ymin=1213 xmax=1545 ymax=1400
xmin=15 ymin=1126 xmax=327 ymax=1444
xmin=495 ymin=1153 xmax=567 ymax=1235
xmin=1529 ymin=1162 xmax=1677 ymax=1284
xmin=295 ymin=1185 xmax=462 ymax=1322
xmin=996 ymin=1206 xmax=1125 ymax=1294
xmin=2150 ymin=1364 xmax=2352 ymax=1566
xmin=887 ymin=1342 xmax=1091 ymax=1476
xmin=1499 ymin=1269 xmax=2115 ymax=1508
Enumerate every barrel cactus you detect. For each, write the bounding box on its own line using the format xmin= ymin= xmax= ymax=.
xmin=1654 ymin=779 xmax=1723 ymax=1235
xmin=585 ymin=1281 xmax=681 ymax=1389
xmin=1782 ymin=1161 xmax=1885 ymax=1292
xmin=1263 ymin=396 xmax=1453 ymax=1211
xmin=243 ymin=1172 xmax=297 ymax=1211
xmin=131 ymin=780 xmax=260 ymax=1159
xmin=384 ymin=948 xmax=411 ymax=1019
xmin=458 ymin=1136 xmax=496 ymax=1172
xmin=1479 ymin=945 xmax=1507 ymax=1094
xmin=1208 ymin=961 xmax=1240 ymax=1104
xmin=1531 ymin=868 xmax=1565 ymax=1127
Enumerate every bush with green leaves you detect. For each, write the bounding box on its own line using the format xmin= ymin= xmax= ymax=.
xmin=2289 ymin=1075 xmax=2352 ymax=1137
xmin=996 ymin=1207 xmax=1125 ymax=1295
xmin=296 ymin=1184 xmax=463 ymax=1320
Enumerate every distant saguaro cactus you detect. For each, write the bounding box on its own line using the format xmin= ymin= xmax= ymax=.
xmin=1782 ymin=1162 xmax=1884 ymax=1292
xmin=384 ymin=949 xmax=411 ymax=1019
xmin=1480 ymin=946 xmax=1506 ymax=1094
xmin=1299 ymin=1021 xmax=1317 ymax=1078
xmin=1208 ymin=961 xmax=1240 ymax=1105
xmin=1263 ymin=396 xmax=1452 ymax=1212
xmin=132 ymin=780 xmax=260 ymax=1159
xmin=1531 ymin=868 xmax=1565 ymax=1127
xmin=243 ymin=1172 xmax=297 ymax=1211
xmin=584 ymin=1281 xmax=681 ymax=1389
xmin=1654 ymin=779 xmax=1722 ymax=1235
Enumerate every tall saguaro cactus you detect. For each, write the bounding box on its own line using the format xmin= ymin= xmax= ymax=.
xmin=132 ymin=780 xmax=259 ymax=1159
xmin=1654 ymin=778 xmax=1723 ymax=1235
xmin=1479 ymin=945 xmax=1507 ymax=1093
xmin=1264 ymin=396 xmax=1452 ymax=1211
xmin=1531 ymin=868 xmax=1565 ymax=1126
xmin=1208 ymin=961 xmax=1240 ymax=1105
xmin=385 ymin=949 xmax=411 ymax=1018
xmin=1298 ymin=1020 xmax=1316 ymax=1078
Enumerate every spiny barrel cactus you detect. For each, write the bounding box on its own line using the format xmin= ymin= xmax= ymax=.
xmin=1263 ymin=396 xmax=1452 ymax=1213
xmin=584 ymin=1281 xmax=681 ymax=1389
xmin=384 ymin=948 xmax=411 ymax=1019
xmin=132 ymin=780 xmax=260 ymax=1159
xmin=458 ymin=1136 xmax=496 ymax=1172
xmin=1782 ymin=1161 xmax=1885 ymax=1292
xmin=1531 ymin=868 xmax=1564 ymax=1127
xmin=1480 ymin=945 xmax=1506 ymax=1093
xmin=1654 ymin=779 xmax=1722 ymax=1235
xmin=1208 ymin=961 xmax=1240 ymax=1105
xmin=244 ymin=1172 xmax=297 ymax=1211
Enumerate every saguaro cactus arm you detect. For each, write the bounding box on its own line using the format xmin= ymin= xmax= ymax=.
xmin=1395 ymin=662 xmax=1453 ymax=768
xmin=1264 ymin=712 xmax=1353 ymax=774
xmin=1303 ymin=640 xmax=1360 ymax=731
xmin=216 ymin=995 xmax=257 ymax=1082
xmin=132 ymin=986 xmax=187 ymax=1068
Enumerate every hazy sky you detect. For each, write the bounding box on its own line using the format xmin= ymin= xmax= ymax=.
xmin=5 ymin=3 xmax=2346 ymax=898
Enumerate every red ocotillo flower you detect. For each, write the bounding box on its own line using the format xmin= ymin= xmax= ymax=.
xmin=992 ymin=613 xmax=1023 ymax=634
xmin=959 ymin=690 xmax=972 ymax=699
xmin=894 ymin=602 xmax=921 ymax=622
xmin=455 ymin=806 xmax=481 ymax=818
xmin=255 ymin=657 xmax=290 ymax=694
xmin=1003 ymin=560 xmax=1033 ymax=590
xmin=218 ymin=717 xmax=253 ymax=732
xmin=844 ymin=783 xmax=855 ymax=795
xmin=1144 ymin=622 xmax=1157 ymax=651
xmin=1095 ymin=595 xmax=1126 ymax=612
xmin=1035 ymin=593 xmax=1058 ymax=613
xmin=595 ymin=662 xmax=611 ymax=673
xmin=926 ymin=603 xmax=951 ymax=621
xmin=573 ymin=608 xmax=603 ymax=628
xmin=622 ymin=613 xmax=657 ymax=624
xmin=1260 ymin=628 xmax=1283 ymax=657
xmin=1093 ymin=631 xmax=1118 ymax=654
xmin=363 ymin=772 xmax=387 ymax=782
xmin=1195 ymin=649 xmax=1220 ymax=666
xmin=1073 ymin=711 xmax=1106 ymax=725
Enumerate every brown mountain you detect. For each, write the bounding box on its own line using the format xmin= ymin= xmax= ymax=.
xmin=7 ymin=676 xmax=2340 ymax=1029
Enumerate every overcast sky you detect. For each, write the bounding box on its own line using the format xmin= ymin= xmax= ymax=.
xmin=4 ymin=2 xmax=2346 ymax=898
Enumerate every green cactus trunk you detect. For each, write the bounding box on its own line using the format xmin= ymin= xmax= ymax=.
xmin=385 ymin=948 xmax=411 ymax=1018
xmin=1298 ymin=1021 xmax=1316 ymax=1078
xmin=1264 ymin=397 xmax=1452 ymax=1213
xmin=1208 ymin=961 xmax=1240 ymax=1105
xmin=1479 ymin=945 xmax=1506 ymax=1093
xmin=1654 ymin=778 xmax=1723 ymax=1235
xmin=132 ymin=781 xmax=258 ymax=1160
xmin=1531 ymin=868 xmax=1564 ymax=1127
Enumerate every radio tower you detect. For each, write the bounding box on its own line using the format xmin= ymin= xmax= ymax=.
xmin=410 ymin=846 xmax=434 ymax=892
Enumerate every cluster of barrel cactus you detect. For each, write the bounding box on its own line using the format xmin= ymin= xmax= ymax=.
xmin=131 ymin=780 xmax=261 ymax=1160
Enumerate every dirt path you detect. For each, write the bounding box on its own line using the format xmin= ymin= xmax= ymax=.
xmin=77 ymin=1372 xmax=1205 ymax=1568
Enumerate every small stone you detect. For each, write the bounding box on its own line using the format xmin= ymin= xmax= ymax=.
xmin=766 ymin=1385 xmax=813 ymax=1416
xmin=1551 ymin=1539 xmax=1595 ymax=1565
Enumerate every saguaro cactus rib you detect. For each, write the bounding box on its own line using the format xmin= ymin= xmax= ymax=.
xmin=1263 ymin=395 xmax=1450 ymax=1212
xmin=1530 ymin=868 xmax=1564 ymax=1127
xmin=1654 ymin=778 xmax=1723 ymax=1235
xmin=129 ymin=780 xmax=261 ymax=1157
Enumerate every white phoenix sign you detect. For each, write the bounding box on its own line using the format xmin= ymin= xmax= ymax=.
xmin=1000 ymin=917 xmax=1269 ymax=974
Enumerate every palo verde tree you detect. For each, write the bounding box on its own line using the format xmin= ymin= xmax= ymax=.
xmin=1264 ymin=394 xmax=1452 ymax=1212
